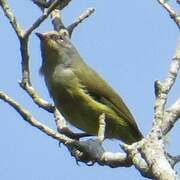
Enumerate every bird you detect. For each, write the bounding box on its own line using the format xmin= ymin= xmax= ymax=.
xmin=36 ymin=30 xmax=143 ymax=144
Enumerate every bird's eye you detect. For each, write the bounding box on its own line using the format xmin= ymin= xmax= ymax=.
xmin=57 ymin=36 xmax=64 ymax=41
xmin=51 ymin=34 xmax=64 ymax=42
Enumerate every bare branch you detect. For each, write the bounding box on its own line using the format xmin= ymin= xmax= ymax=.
xmin=20 ymin=81 xmax=54 ymax=112
xmin=18 ymin=37 xmax=54 ymax=112
xmin=67 ymin=7 xmax=95 ymax=37
xmin=122 ymin=142 xmax=152 ymax=178
xmin=50 ymin=7 xmax=95 ymax=36
xmin=153 ymin=38 xmax=180 ymax=135
xmin=157 ymin=0 xmax=180 ymax=29
xmin=153 ymin=38 xmax=180 ymax=130
xmin=19 ymin=38 xmax=31 ymax=85
xmin=171 ymin=155 xmax=180 ymax=167
xmin=54 ymin=108 xmax=68 ymax=130
xmin=0 ymin=0 xmax=57 ymax=111
xmin=0 ymin=91 xmax=73 ymax=143
xmin=166 ymin=153 xmax=180 ymax=168
xmin=134 ymin=36 xmax=180 ymax=180
xmin=140 ymin=139 xmax=176 ymax=179
xmin=162 ymin=39 xmax=180 ymax=93
xmin=0 ymin=0 xmax=23 ymax=37
xmin=162 ymin=99 xmax=180 ymax=134
xmin=100 ymin=151 xmax=131 ymax=168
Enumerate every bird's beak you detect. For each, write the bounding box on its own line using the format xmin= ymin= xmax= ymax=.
xmin=35 ymin=32 xmax=44 ymax=40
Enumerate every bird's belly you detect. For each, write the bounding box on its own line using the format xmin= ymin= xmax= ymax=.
xmin=57 ymin=96 xmax=101 ymax=136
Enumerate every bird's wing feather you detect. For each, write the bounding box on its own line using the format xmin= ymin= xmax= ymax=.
xmin=72 ymin=61 xmax=141 ymax=133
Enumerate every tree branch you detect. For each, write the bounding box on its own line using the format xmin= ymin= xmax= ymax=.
xmin=0 ymin=91 xmax=72 ymax=143
xmin=67 ymin=7 xmax=95 ymax=37
xmin=157 ymin=0 xmax=180 ymax=29
xmin=25 ymin=0 xmax=71 ymax=37
xmin=122 ymin=142 xmax=152 ymax=178
xmin=0 ymin=0 xmax=56 ymax=112
xmin=134 ymin=27 xmax=180 ymax=180
xmin=0 ymin=0 xmax=23 ymax=37
xmin=162 ymin=99 xmax=180 ymax=134
xmin=153 ymin=38 xmax=180 ymax=134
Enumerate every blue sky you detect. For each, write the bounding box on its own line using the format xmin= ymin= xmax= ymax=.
xmin=0 ymin=1 xmax=179 ymax=180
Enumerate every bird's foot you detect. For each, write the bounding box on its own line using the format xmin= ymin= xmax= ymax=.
xmin=67 ymin=113 xmax=107 ymax=165
xmin=68 ymin=138 xmax=105 ymax=166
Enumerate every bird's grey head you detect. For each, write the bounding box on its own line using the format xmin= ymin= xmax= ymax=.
xmin=36 ymin=30 xmax=73 ymax=55
xmin=36 ymin=30 xmax=79 ymax=75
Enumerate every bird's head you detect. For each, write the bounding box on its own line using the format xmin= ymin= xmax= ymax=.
xmin=36 ymin=30 xmax=73 ymax=55
xmin=36 ymin=30 xmax=80 ymax=75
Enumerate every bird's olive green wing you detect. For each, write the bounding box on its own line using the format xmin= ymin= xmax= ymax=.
xmin=72 ymin=60 xmax=142 ymax=137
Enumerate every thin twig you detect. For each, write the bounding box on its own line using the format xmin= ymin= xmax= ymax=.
xmin=19 ymin=81 xmax=54 ymax=112
xmin=162 ymin=99 xmax=180 ymax=134
xmin=0 ymin=0 xmax=23 ymax=37
xmin=162 ymin=39 xmax=180 ymax=94
xmin=166 ymin=153 xmax=180 ymax=168
xmin=50 ymin=7 xmax=95 ymax=36
xmin=157 ymin=0 xmax=180 ymax=29
xmin=67 ymin=7 xmax=95 ymax=37
xmin=19 ymin=36 xmax=54 ymax=112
